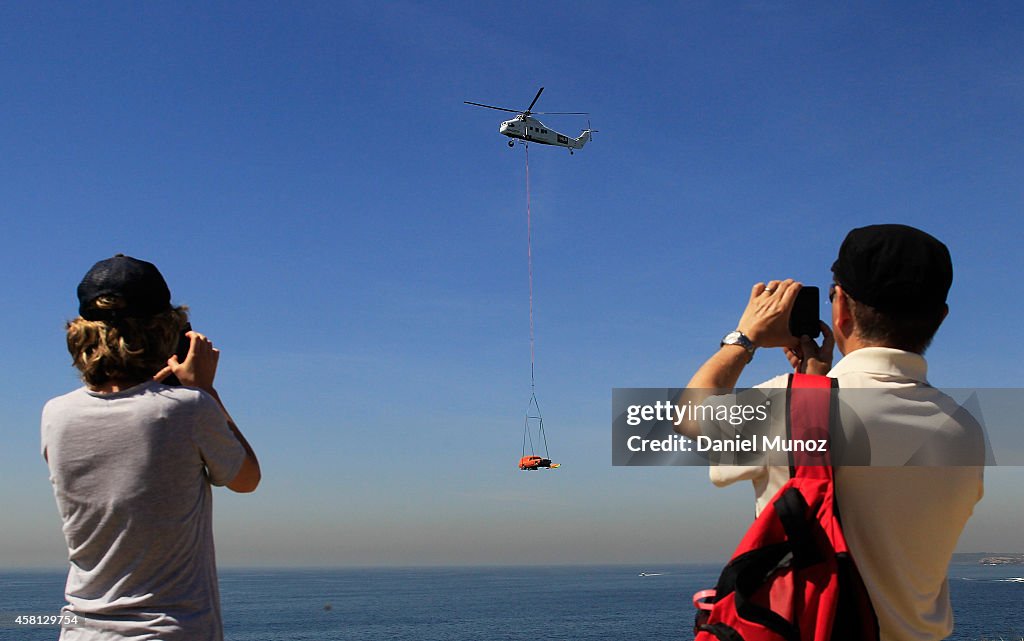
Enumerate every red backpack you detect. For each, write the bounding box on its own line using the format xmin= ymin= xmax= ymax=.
xmin=693 ymin=373 xmax=879 ymax=641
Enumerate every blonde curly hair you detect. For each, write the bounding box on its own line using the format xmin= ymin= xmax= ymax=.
xmin=66 ymin=296 xmax=189 ymax=388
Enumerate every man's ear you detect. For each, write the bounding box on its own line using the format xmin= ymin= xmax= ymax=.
xmin=833 ymin=285 xmax=855 ymax=339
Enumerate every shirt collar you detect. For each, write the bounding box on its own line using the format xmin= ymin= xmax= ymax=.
xmin=828 ymin=346 xmax=929 ymax=384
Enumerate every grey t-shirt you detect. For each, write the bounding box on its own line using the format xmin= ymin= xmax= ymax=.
xmin=42 ymin=380 xmax=246 ymax=640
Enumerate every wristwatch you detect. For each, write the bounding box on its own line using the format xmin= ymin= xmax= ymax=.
xmin=721 ymin=330 xmax=756 ymax=362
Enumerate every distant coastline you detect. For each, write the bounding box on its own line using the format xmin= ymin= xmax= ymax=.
xmin=979 ymin=555 xmax=1024 ymax=566
xmin=952 ymin=552 xmax=1024 ymax=566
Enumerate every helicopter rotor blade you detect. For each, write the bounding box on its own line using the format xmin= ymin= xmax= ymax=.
xmin=525 ymin=87 xmax=544 ymax=114
xmin=532 ymin=111 xmax=590 ymax=115
xmin=464 ymin=101 xmax=522 ymax=114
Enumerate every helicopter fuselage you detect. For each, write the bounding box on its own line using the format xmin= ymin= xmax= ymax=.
xmin=500 ymin=116 xmax=584 ymax=149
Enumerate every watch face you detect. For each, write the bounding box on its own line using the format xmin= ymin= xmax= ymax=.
xmin=722 ymin=331 xmax=753 ymax=353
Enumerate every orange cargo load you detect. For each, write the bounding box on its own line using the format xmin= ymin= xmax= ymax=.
xmin=519 ymin=455 xmax=559 ymax=470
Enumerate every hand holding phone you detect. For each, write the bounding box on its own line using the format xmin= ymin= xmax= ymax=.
xmin=167 ymin=330 xmax=220 ymax=391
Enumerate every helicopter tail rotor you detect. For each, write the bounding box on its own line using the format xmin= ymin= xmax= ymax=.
xmin=573 ymin=120 xmax=597 ymax=148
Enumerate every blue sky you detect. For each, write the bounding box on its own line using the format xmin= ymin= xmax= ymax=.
xmin=2 ymin=2 xmax=1022 ymax=568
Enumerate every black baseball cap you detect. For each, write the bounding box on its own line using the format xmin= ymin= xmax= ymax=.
xmin=77 ymin=254 xmax=172 ymax=322
xmin=831 ymin=224 xmax=952 ymax=313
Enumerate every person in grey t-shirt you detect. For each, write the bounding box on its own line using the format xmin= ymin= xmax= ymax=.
xmin=42 ymin=255 xmax=261 ymax=641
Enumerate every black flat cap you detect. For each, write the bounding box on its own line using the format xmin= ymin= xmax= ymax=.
xmin=77 ymin=254 xmax=172 ymax=322
xmin=832 ymin=224 xmax=952 ymax=313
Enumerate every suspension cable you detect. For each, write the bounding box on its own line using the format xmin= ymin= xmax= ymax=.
xmin=521 ymin=142 xmax=549 ymax=459
xmin=526 ymin=142 xmax=535 ymax=391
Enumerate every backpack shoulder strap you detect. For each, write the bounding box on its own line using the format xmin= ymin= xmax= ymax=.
xmin=786 ymin=373 xmax=837 ymax=479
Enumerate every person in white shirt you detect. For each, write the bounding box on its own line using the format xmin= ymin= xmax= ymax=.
xmin=43 ymin=254 xmax=261 ymax=641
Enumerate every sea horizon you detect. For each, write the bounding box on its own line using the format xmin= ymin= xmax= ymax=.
xmin=5 ymin=553 xmax=1021 ymax=572
xmin=3 ymin=563 xmax=1021 ymax=641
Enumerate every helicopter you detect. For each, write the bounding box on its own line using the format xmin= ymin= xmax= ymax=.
xmin=465 ymin=87 xmax=595 ymax=154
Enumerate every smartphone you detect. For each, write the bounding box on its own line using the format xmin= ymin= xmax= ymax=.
xmin=789 ymin=287 xmax=821 ymax=339
xmin=162 ymin=322 xmax=192 ymax=386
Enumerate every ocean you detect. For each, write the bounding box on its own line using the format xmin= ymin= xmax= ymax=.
xmin=1 ymin=564 xmax=1021 ymax=640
